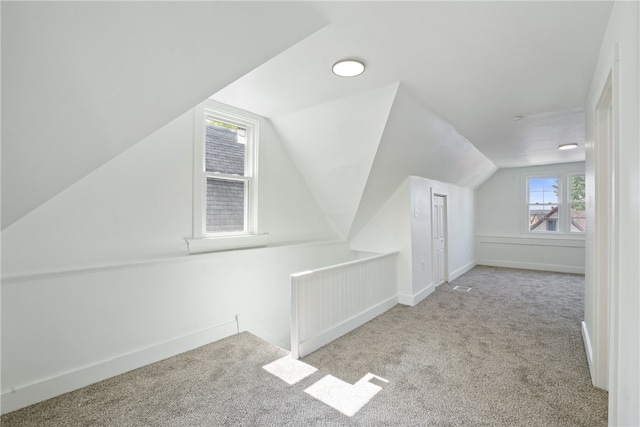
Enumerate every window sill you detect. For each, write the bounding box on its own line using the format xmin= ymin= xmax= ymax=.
xmin=186 ymin=234 xmax=269 ymax=254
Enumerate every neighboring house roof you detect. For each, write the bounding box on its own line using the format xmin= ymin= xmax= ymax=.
xmin=530 ymin=206 xmax=558 ymax=231
xmin=571 ymin=210 xmax=586 ymax=232
xmin=205 ymin=125 xmax=245 ymax=233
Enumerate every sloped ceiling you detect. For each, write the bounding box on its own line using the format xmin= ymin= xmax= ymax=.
xmin=1 ymin=2 xmax=326 ymax=229
xmin=349 ymin=84 xmax=497 ymax=239
xmin=3 ymin=1 xmax=613 ymax=233
xmin=271 ymin=84 xmax=398 ymax=238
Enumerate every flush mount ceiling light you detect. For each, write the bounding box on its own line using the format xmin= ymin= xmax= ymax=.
xmin=558 ymin=143 xmax=579 ymax=150
xmin=332 ymin=59 xmax=365 ymax=77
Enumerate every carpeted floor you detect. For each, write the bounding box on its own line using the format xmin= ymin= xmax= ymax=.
xmin=1 ymin=266 xmax=608 ymax=426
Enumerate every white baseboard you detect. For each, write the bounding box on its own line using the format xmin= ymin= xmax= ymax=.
xmin=581 ymin=321 xmax=595 ymax=382
xmin=398 ymin=283 xmax=436 ymax=306
xmin=297 ymin=295 xmax=398 ymax=358
xmin=449 ymin=259 xmax=477 ymax=282
xmin=477 ymin=259 xmax=585 ymax=275
xmin=1 ymin=321 xmax=238 ymax=415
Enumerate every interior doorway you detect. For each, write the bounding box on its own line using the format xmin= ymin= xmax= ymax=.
xmin=432 ymin=194 xmax=447 ymax=286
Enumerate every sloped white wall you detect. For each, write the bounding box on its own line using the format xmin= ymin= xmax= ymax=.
xmin=271 ymin=83 xmax=398 ymax=238
xmin=2 ymin=102 xmax=337 ymax=276
xmin=1 ymin=101 xmax=346 ymax=413
xmin=584 ymin=2 xmax=639 ymax=425
xmin=475 ymin=162 xmax=586 ymax=274
xmin=1 ymin=2 xmax=326 ymax=229
xmin=349 ymin=84 xmax=496 ymax=240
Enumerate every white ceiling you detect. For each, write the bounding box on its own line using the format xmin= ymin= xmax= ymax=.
xmin=214 ymin=1 xmax=613 ymax=168
xmin=2 ymin=2 xmax=613 ymax=234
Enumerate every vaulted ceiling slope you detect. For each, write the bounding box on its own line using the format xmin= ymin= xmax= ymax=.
xmin=1 ymin=2 xmax=327 ymax=229
xmin=2 ymin=2 xmax=613 ymax=231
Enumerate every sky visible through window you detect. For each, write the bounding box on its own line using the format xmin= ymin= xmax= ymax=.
xmin=529 ymin=177 xmax=558 ymax=204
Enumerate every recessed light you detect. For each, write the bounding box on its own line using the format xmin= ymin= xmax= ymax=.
xmin=332 ymin=59 xmax=365 ymax=77
xmin=558 ymin=143 xmax=579 ymax=150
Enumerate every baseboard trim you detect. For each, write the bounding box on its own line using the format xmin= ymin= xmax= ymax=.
xmin=297 ymin=295 xmax=398 ymax=358
xmin=581 ymin=321 xmax=595 ymax=382
xmin=449 ymin=259 xmax=477 ymax=282
xmin=477 ymin=259 xmax=584 ymax=275
xmin=398 ymin=283 xmax=436 ymax=307
xmin=1 ymin=320 xmax=238 ymax=415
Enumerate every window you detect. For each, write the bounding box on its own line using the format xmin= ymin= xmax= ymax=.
xmin=569 ymin=175 xmax=586 ymax=232
xmin=526 ymin=174 xmax=586 ymax=234
xmin=189 ymin=101 xmax=266 ymax=253
xmin=528 ymin=177 xmax=559 ymax=232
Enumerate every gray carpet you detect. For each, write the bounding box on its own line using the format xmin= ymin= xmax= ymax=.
xmin=2 ymin=266 xmax=608 ymax=426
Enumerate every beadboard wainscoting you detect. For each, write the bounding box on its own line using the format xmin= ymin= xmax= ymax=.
xmin=476 ymin=235 xmax=585 ymax=274
xmin=291 ymin=252 xmax=398 ymax=359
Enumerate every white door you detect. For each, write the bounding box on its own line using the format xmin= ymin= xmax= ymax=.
xmin=432 ymin=194 xmax=447 ymax=286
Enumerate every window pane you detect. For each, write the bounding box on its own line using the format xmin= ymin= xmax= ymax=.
xmin=571 ymin=204 xmax=586 ymax=232
xmin=206 ymin=178 xmax=245 ymax=233
xmin=529 ymin=205 xmax=559 ymax=231
xmin=205 ymin=120 xmax=245 ymax=175
xmin=529 ymin=177 xmax=558 ymax=204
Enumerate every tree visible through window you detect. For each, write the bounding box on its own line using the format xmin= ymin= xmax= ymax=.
xmin=570 ymin=175 xmax=586 ymax=232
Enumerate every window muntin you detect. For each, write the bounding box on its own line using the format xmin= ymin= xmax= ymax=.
xmin=528 ymin=177 xmax=559 ymax=232
xmin=525 ymin=173 xmax=586 ymax=234
xmin=194 ymin=103 xmax=258 ymax=238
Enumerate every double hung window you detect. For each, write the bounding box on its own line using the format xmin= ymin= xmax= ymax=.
xmin=190 ymin=101 xmax=264 ymax=252
xmin=526 ymin=174 xmax=585 ymax=233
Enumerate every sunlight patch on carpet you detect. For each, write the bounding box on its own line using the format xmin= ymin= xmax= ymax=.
xmin=304 ymin=373 xmax=389 ymax=417
xmin=262 ymin=355 xmax=317 ymax=385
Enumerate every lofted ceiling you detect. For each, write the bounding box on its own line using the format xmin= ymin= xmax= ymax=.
xmin=213 ymin=1 xmax=612 ymax=238
xmin=2 ymin=2 xmax=613 ymax=235
xmin=214 ymin=1 xmax=612 ymax=168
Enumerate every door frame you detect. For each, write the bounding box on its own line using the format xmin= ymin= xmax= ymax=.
xmin=431 ymin=190 xmax=448 ymax=285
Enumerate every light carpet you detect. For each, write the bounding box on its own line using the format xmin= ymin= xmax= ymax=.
xmin=2 ymin=266 xmax=607 ymax=426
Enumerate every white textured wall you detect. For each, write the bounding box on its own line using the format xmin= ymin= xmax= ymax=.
xmin=475 ymin=162 xmax=586 ymax=273
xmin=584 ymin=2 xmax=639 ymax=425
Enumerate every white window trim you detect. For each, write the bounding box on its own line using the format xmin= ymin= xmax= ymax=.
xmin=523 ymin=172 xmax=585 ymax=236
xmin=187 ymin=100 xmax=267 ymax=254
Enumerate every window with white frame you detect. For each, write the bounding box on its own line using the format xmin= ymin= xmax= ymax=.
xmin=569 ymin=174 xmax=586 ymax=232
xmin=526 ymin=174 xmax=585 ymax=233
xmin=192 ymin=102 xmax=259 ymax=241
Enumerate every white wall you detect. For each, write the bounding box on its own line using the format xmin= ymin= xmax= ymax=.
xmin=1 ymin=101 xmax=337 ymax=277
xmin=475 ymin=162 xmax=586 ymax=274
xmin=1 ymin=101 xmax=348 ymax=413
xmin=1 ymin=2 xmax=326 ymax=229
xmin=351 ymin=176 xmax=477 ymax=306
xmin=350 ymin=178 xmax=412 ymax=298
xmin=1 ymin=241 xmax=356 ymax=414
xmin=584 ymin=2 xmax=639 ymax=425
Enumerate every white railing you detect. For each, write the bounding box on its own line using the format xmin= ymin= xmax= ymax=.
xmin=290 ymin=252 xmax=398 ymax=359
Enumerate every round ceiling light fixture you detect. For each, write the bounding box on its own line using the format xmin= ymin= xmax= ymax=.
xmin=332 ymin=59 xmax=365 ymax=77
xmin=558 ymin=143 xmax=579 ymax=150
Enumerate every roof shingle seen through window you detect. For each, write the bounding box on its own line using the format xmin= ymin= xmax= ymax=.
xmin=205 ymin=125 xmax=245 ymax=175
xmin=205 ymin=124 xmax=246 ymax=233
